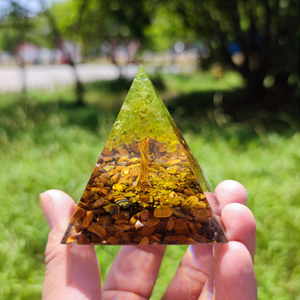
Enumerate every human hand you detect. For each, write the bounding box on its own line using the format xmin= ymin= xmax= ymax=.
xmin=40 ymin=180 xmax=257 ymax=300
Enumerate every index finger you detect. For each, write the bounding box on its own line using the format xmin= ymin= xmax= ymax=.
xmin=215 ymin=179 xmax=248 ymax=209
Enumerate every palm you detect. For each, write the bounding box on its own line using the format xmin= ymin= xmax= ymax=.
xmin=41 ymin=180 xmax=257 ymax=300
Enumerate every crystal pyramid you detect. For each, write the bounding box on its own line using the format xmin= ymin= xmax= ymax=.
xmin=61 ymin=66 xmax=227 ymax=245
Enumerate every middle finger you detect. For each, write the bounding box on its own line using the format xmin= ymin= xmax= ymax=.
xmin=102 ymin=245 xmax=166 ymax=300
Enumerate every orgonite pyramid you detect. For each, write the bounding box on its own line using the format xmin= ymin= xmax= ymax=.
xmin=61 ymin=66 xmax=227 ymax=245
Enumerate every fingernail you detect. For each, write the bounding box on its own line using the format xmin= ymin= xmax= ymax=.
xmin=40 ymin=192 xmax=55 ymax=230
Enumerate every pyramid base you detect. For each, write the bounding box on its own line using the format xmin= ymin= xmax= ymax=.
xmin=61 ymin=215 xmax=227 ymax=245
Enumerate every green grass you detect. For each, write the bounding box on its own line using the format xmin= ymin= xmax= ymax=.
xmin=0 ymin=72 xmax=299 ymax=300
xmin=163 ymin=71 xmax=245 ymax=93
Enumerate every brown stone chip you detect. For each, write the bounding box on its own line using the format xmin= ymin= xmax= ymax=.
xmin=83 ymin=211 xmax=94 ymax=228
xmin=76 ymin=218 xmax=83 ymax=226
xmin=130 ymin=215 xmax=138 ymax=226
xmin=112 ymin=211 xmax=130 ymax=221
xmin=98 ymin=215 xmax=111 ymax=227
xmin=192 ymin=234 xmax=209 ymax=243
xmin=153 ymin=205 xmax=172 ymax=218
xmin=107 ymin=236 xmax=119 ymax=244
xmin=115 ymin=166 xmax=125 ymax=172
xmin=88 ymin=223 xmax=106 ymax=237
xmin=192 ymin=208 xmax=212 ymax=218
xmin=115 ymin=219 xmax=129 ymax=224
xmin=166 ymin=219 xmax=175 ymax=231
xmin=118 ymin=156 xmax=128 ymax=163
xmin=167 ymin=159 xmax=181 ymax=165
xmin=139 ymin=237 xmax=149 ymax=245
xmin=130 ymin=142 xmax=140 ymax=152
xmin=93 ymin=207 xmax=105 ymax=214
xmin=101 ymin=148 xmax=113 ymax=156
xmin=91 ymin=233 xmax=103 ymax=243
xmin=140 ymin=226 xmax=155 ymax=237
xmin=102 ymin=157 xmax=113 ymax=162
xmin=154 ymin=221 xmax=167 ymax=233
xmin=74 ymin=225 xmax=83 ymax=233
xmin=73 ymin=207 xmax=86 ymax=219
xmin=93 ymin=199 xmax=105 ymax=208
xmin=164 ymin=235 xmax=192 ymax=244
xmin=149 ymin=235 xmax=161 ymax=244
xmin=90 ymin=187 xmax=102 ymax=193
xmin=100 ymin=188 xmax=109 ymax=196
xmin=170 ymin=207 xmax=192 ymax=219
xmin=186 ymin=238 xmax=197 ymax=244
xmin=146 ymin=216 xmax=161 ymax=226
xmin=174 ymin=221 xmax=190 ymax=236
xmin=129 ymin=157 xmax=139 ymax=163
xmin=187 ymin=222 xmax=197 ymax=234
xmin=132 ymin=235 xmax=144 ymax=243
xmin=106 ymin=226 xmax=118 ymax=236
xmin=100 ymin=172 xmax=110 ymax=179
xmin=115 ymin=224 xmax=132 ymax=231
xmin=111 ymin=173 xmax=120 ymax=184
xmin=77 ymin=233 xmax=89 ymax=244
xmin=118 ymin=148 xmax=129 ymax=156
xmin=78 ymin=201 xmax=88 ymax=209
xmin=182 ymin=196 xmax=199 ymax=207
xmin=141 ymin=210 xmax=149 ymax=222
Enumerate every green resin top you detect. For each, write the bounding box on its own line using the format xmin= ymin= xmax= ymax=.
xmin=105 ymin=66 xmax=212 ymax=191
xmin=105 ymin=66 xmax=179 ymax=152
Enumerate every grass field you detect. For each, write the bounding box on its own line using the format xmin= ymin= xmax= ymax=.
xmin=0 ymin=71 xmax=299 ymax=300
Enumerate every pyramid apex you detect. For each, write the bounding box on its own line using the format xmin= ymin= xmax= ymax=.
xmin=134 ymin=65 xmax=150 ymax=81
xmin=105 ymin=66 xmax=179 ymax=152
xmin=137 ymin=65 xmax=146 ymax=72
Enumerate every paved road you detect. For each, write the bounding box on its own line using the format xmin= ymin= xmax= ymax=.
xmin=0 ymin=64 xmax=140 ymax=93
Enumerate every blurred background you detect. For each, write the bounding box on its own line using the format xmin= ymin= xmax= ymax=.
xmin=0 ymin=0 xmax=299 ymax=299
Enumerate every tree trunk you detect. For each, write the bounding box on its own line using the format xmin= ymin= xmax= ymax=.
xmin=73 ymin=65 xmax=84 ymax=107
xmin=244 ymin=74 xmax=266 ymax=106
xmin=19 ymin=60 xmax=26 ymax=94
xmin=15 ymin=52 xmax=26 ymax=94
xmin=41 ymin=2 xmax=85 ymax=106
xmin=109 ymin=41 xmax=122 ymax=78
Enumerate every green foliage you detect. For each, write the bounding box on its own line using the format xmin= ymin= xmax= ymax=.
xmin=0 ymin=27 xmax=20 ymax=53
xmin=25 ymin=15 xmax=53 ymax=48
xmin=143 ymin=4 xmax=196 ymax=51
xmin=0 ymin=3 xmax=51 ymax=53
xmin=0 ymin=72 xmax=299 ymax=299
xmin=140 ymin=0 xmax=300 ymax=116
xmin=0 ymin=2 xmax=31 ymax=53
xmin=163 ymin=71 xmax=245 ymax=93
xmin=51 ymin=0 xmax=151 ymax=56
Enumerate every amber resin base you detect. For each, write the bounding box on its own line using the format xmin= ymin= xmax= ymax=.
xmin=61 ymin=66 xmax=227 ymax=245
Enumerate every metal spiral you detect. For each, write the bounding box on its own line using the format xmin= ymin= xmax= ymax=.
xmin=136 ymin=137 xmax=150 ymax=188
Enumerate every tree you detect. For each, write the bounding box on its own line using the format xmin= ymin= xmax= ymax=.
xmin=51 ymin=0 xmax=152 ymax=75
xmin=38 ymin=0 xmax=90 ymax=106
xmin=0 ymin=1 xmax=33 ymax=92
xmin=155 ymin=0 xmax=299 ymax=111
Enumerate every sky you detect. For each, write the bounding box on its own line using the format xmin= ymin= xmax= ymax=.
xmin=0 ymin=0 xmax=65 ymax=16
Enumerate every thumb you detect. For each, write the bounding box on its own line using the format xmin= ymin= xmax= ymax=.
xmin=40 ymin=190 xmax=102 ymax=300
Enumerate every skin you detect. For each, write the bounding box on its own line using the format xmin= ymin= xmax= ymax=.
xmin=40 ymin=180 xmax=257 ymax=300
